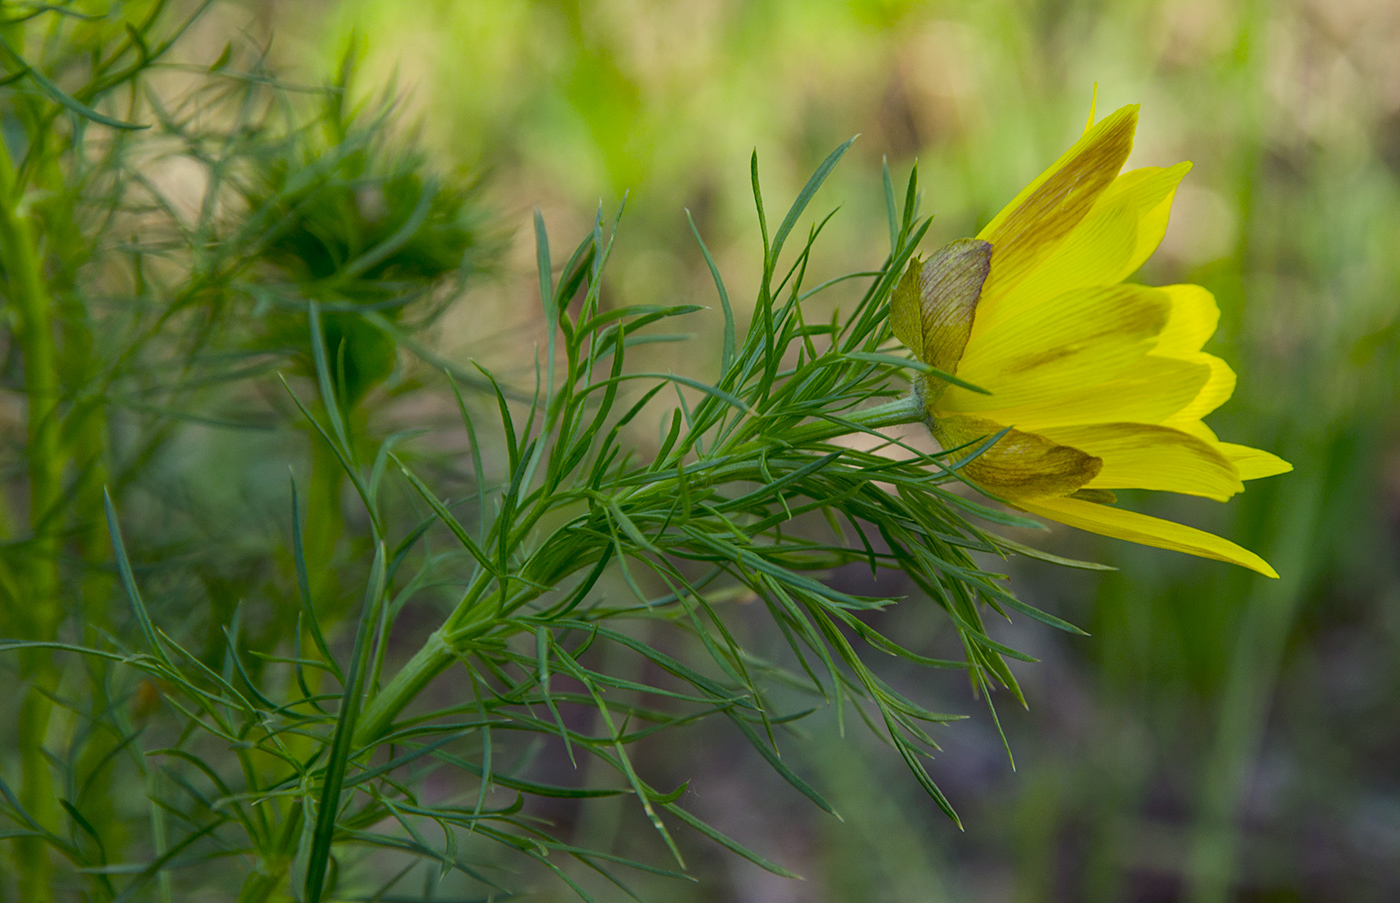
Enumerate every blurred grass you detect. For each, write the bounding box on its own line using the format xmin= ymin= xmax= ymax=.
xmin=240 ymin=0 xmax=1400 ymax=899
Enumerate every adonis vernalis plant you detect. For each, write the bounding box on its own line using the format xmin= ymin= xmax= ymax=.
xmin=0 ymin=6 xmax=1292 ymax=895
xmin=892 ymin=103 xmax=1291 ymax=576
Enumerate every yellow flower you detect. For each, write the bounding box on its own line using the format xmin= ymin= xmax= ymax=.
xmin=892 ymin=104 xmax=1291 ymax=576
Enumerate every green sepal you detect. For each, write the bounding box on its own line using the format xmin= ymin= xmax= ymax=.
xmin=933 ymin=413 xmax=1102 ymax=499
xmin=890 ymin=255 xmax=926 ymax=359
xmin=893 ymin=238 xmax=992 ymax=405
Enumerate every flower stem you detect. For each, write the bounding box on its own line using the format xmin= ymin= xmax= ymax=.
xmin=729 ymin=392 xmax=924 ymax=453
xmin=799 ymin=393 xmax=925 ymax=440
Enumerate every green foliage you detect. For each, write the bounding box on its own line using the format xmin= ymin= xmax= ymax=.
xmin=7 ymin=1 xmax=1395 ymax=901
xmin=243 ymin=50 xmax=496 ymax=408
xmin=0 ymin=5 xmax=1096 ymax=901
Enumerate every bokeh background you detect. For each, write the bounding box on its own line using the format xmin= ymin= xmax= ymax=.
xmin=228 ymin=0 xmax=1398 ymax=899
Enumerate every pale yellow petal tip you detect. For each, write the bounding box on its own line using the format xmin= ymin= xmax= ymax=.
xmin=1220 ymin=443 xmax=1294 ymax=481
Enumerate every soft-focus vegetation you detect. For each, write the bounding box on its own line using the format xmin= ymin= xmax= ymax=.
xmin=286 ymin=2 xmax=1400 ymax=899
xmin=3 ymin=0 xmax=1397 ymax=900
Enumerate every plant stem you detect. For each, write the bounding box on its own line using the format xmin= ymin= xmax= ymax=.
xmin=305 ymin=433 xmax=347 ymax=607
xmin=0 ymin=123 xmax=63 ymax=637
xmin=786 ymin=393 xmax=925 ymax=444
xmin=352 ymin=628 xmax=455 ymax=748
xmin=1 ymin=118 xmax=64 ymax=903
xmin=353 ymin=395 xmax=924 ymax=750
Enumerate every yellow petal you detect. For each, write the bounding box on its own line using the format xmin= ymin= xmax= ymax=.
xmin=1173 ymin=420 xmax=1219 ymax=442
xmin=974 ymin=164 xmax=1192 ymax=340
xmin=948 ymin=283 xmax=1170 ymax=405
xmin=1217 ymin=443 xmax=1294 ymax=481
xmin=1125 ymin=169 xmax=1192 ymax=283
xmin=1037 ymin=423 xmax=1244 ymax=500
xmin=1154 ymin=284 xmax=1220 ymax=356
xmin=975 ymin=106 xmax=1139 ymax=307
xmin=1161 ymin=414 xmax=1292 ymax=482
xmin=1165 ymin=353 xmax=1236 ymax=422
xmin=932 ymin=414 xmax=1101 ymax=499
xmin=977 ymin=105 xmax=1140 ymax=243
xmin=947 ymin=355 xmax=1212 ymax=430
xmin=1016 ymin=495 xmax=1278 ymax=577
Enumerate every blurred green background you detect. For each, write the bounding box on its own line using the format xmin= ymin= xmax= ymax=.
xmin=242 ymin=0 xmax=1399 ymax=899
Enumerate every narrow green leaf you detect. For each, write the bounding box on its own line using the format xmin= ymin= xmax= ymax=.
xmin=307 ymin=302 xmax=352 ymax=457
xmin=103 ymin=489 xmax=171 ymax=668
xmin=0 ymin=36 xmax=148 ymax=129
xmin=993 ymin=535 xmax=1117 ymax=573
xmin=902 ymin=160 xmax=920 ymax=235
xmin=535 ymin=626 xmax=576 ymax=767
xmin=394 ymin=457 xmax=501 ymax=579
xmin=751 ymin=150 xmax=770 ymax=268
xmin=304 ymin=542 xmax=387 ymax=903
xmin=290 ymin=474 xmax=344 ymax=683
xmin=842 ymin=351 xmax=991 ymax=394
xmin=770 ymin=137 xmax=857 ymax=268
xmin=686 ymin=209 xmax=735 ymax=373
xmin=883 ymin=156 xmax=898 ymax=254
xmin=726 ymin=713 xmax=837 ymax=817
xmin=663 ymin=803 xmax=801 ymax=879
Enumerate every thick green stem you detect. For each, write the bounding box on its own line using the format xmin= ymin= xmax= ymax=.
xmin=1 ymin=121 xmax=64 ymax=903
xmin=782 ymin=394 xmax=925 ymax=445
xmin=0 ymin=130 xmax=62 ymax=633
xmin=69 ymin=363 xmax=125 ymax=877
xmin=352 ymin=629 xmax=456 ymax=748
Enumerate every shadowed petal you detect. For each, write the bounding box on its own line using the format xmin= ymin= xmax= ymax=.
xmin=1037 ymin=423 xmax=1245 ymax=500
xmin=956 ymin=356 xmax=1212 ymax=431
xmin=949 ymin=284 xmax=1171 ymax=407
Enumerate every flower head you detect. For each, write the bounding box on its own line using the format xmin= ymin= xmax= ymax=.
xmin=893 ymin=104 xmax=1291 ymax=576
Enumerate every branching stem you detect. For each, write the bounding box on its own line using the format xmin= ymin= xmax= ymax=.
xmin=352 ymin=392 xmax=925 ymax=749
